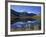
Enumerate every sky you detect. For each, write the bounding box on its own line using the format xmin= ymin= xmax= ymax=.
xmin=11 ymin=5 xmax=41 ymax=14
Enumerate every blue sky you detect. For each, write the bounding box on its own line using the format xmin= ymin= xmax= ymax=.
xmin=11 ymin=5 xmax=41 ymax=14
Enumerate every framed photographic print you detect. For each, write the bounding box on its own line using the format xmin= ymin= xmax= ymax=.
xmin=5 ymin=1 xmax=45 ymax=36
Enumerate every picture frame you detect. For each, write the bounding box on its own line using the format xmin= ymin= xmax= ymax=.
xmin=5 ymin=1 xmax=45 ymax=36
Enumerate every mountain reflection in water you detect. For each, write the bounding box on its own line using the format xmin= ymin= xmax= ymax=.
xmin=11 ymin=9 xmax=41 ymax=31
